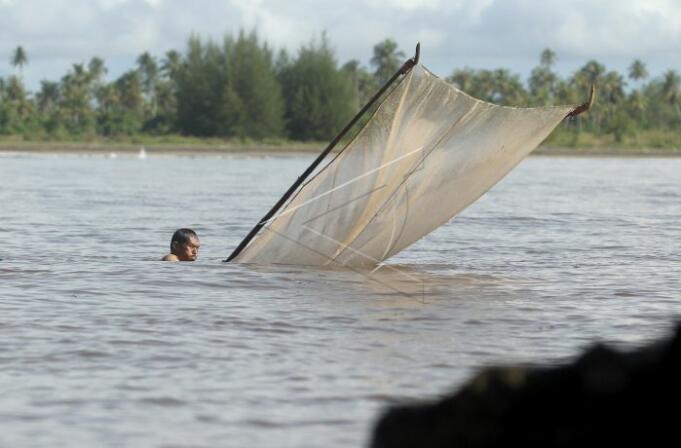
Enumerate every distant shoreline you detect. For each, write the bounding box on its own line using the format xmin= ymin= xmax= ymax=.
xmin=533 ymin=146 xmax=681 ymax=157
xmin=0 ymin=141 xmax=325 ymax=155
xmin=1 ymin=141 xmax=680 ymax=157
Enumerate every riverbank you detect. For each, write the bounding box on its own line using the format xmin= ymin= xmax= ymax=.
xmin=533 ymin=146 xmax=681 ymax=157
xmin=0 ymin=140 xmax=325 ymax=155
xmin=1 ymin=140 xmax=680 ymax=157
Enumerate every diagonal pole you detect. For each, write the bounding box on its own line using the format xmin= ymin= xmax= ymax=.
xmin=224 ymin=43 xmax=421 ymax=262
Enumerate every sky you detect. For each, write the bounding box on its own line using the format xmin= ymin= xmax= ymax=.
xmin=1 ymin=0 xmax=680 ymax=91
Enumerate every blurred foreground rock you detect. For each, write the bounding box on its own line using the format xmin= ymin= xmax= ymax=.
xmin=371 ymin=326 xmax=681 ymax=447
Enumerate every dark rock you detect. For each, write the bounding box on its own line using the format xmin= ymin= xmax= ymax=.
xmin=370 ymin=325 xmax=681 ymax=448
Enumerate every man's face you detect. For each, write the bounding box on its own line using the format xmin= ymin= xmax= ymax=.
xmin=173 ymin=236 xmax=200 ymax=261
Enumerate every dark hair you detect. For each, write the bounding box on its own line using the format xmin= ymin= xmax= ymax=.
xmin=170 ymin=228 xmax=198 ymax=251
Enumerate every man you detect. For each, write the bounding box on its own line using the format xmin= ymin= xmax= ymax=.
xmin=162 ymin=229 xmax=200 ymax=262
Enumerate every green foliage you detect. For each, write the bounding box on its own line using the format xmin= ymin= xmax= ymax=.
xmin=148 ymin=50 xmax=182 ymax=134
xmin=279 ymin=33 xmax=355 ymax=141
xmin=608 ymin=110 xmax=634 ymax=143
xmin=11 ymin=46 xmax=28 ymax=76
xmin=58 ymin=64 xmax=97 ymax=135
xmin=628 ymin=59 xmax=648 ymax=83
xmin=174 ymin=35 xmax=231 ymax=136
xmin=540 ymin=48 xmax=556 ymax=68
xmin=448 ymin=68 xmax=527 ymax=105
xmin=529 ymin=47 xmax=560 ymax=106
xmin=342 ymin=59 xmax=378 ymax=108
xmin=94 ymin=70 xmax=145 ymax=136
xmin=371 ymin=39 xmax=405 ymax=85
xmin=229 ymin=31 xmax=284 ymax=139
xmin=2 ymin=41 xmax=679 ymax=148
xmin=0 ymin=76 xmax=33 ymax=134
xmin=136 ymin=51 xmax=159 ymax=121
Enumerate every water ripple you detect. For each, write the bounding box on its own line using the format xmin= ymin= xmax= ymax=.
xmin=1 ymin=155 xmax=679 ymax=448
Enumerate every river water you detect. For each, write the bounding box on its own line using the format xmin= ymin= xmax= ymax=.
xmin=1 ymin=151 xmax=680 ymax=447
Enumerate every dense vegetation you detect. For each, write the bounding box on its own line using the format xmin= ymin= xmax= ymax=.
xmin=0 ymin=33 xmax=679 ymax=147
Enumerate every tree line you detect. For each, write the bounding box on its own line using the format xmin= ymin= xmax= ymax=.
xmin=1 ymin=33 xmax=679 ymax=144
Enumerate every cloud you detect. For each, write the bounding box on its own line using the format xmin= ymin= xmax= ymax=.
xmin=0 ymin=0 xmax=679 ymax=90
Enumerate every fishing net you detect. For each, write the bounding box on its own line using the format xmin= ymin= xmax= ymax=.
xmin=234 ymin=63 xmax=576 ymax=267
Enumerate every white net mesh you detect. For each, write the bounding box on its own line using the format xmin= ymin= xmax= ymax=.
xmin=235 ymin=64 xmax=575 ymax=267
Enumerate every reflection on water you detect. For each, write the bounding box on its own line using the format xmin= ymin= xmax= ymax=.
xmin=1 ymin=153 xmax=680 ymax=447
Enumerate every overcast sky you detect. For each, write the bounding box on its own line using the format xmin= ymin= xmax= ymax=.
xmin=1 ymin=0 xmax=680 ymax=91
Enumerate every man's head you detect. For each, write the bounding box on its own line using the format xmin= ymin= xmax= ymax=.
xmin=170 ymin=228 xmax=200 ymax=261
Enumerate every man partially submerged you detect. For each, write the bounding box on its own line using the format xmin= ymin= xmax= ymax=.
xmin=162 ymin=228 xmax=200 ymax=262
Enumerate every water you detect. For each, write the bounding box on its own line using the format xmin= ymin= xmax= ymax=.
xmin=1 ymin=152 xmax=680 ymax=447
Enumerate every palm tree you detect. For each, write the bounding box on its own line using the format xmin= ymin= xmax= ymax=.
xmin=58 ymin=63 xmax=96 ymax=131
xmin=88 ymin=57 xmax=107 ymax=83
xmin=628 ymin=59 xmax=648 ymax=84
xmin=116 ymin=70 xmax=144 ymax=113
xmin=572 ymin=60 xmax=606 ymax=106
xmin=342 ymin=60 xmax=378 ymax=109
xmin=161 ymin=50 xmax=181 ymax=79
xmin=530 ymin=49 xmax=559 ymax=105
xmin=95 ymin=84 xmax=117 ymax=111
xmin=602 ymin=71 xmax=626 ymax=103
xmin=370 ymin=39 xmax=405 ymax=85
xmin=6 ymin=75 xmax=26 ymax=101
xmin=6 ymin=75 xmax=31 ymax=118
xmin=36 ymin=80 xmax=60 ymax=113
xmin=627 ymin=90 xmax=647 ymax=125
xmin=529 ymin=66 xmax=557 ymax=104
xmin=447 ymin=67 xmax=475 ymax=93
xmin=571 ymin=60 xmax=606 ymax=131
xmin=137 ymin=52 xmax=158 ymax=90
xmin=575 ymin=60 xmax=606 ymax=86
xmin=540 ymin=48 xmax=556 ymax=68
xmin=661 ymin=69 xmax=680 ymax=103
xmin=136 ymin=51 xmax=159 ymax=116
xmin=492 ymin=68 xmax=526 ymax=105
xmin=11 ymin=46 xmax=28 ymax=78
xmin=661 ymin=69 xmax=681 ymax=121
